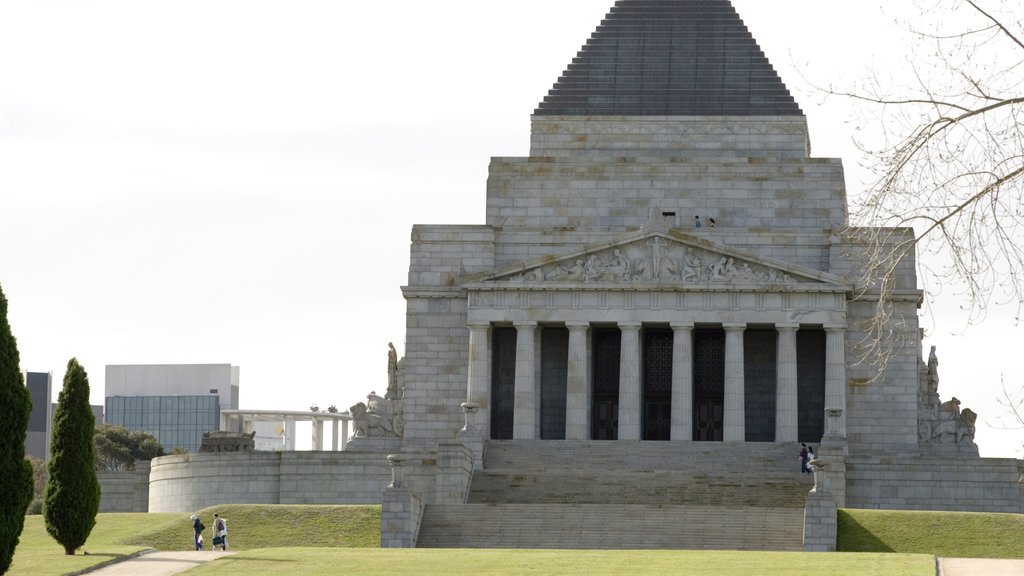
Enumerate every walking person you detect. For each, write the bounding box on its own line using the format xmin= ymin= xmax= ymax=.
xmin=213 ymin=513 xmax=228 ymax=551
xmin=191 ymin=514 xmax=205 ymax=551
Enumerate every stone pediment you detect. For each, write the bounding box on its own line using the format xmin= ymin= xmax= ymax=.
xmin=471 ymin=231 xmax=850 ymax=289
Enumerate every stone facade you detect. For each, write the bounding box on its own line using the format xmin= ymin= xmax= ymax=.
xmin=143 ymin=0 xmax=1023 ymax=550
xmin=387 ymin=0 xmax=1024 ymax=550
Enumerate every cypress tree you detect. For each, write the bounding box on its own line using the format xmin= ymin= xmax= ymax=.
xmin=44 ymin=358 xmax=100 ymax=555
xmin=0 ymin=284 xmax=33 ymax=575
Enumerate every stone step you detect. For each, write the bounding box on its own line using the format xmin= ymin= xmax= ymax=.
xmin=417 ymin=503 xmax=804 ymax=550
xmin=467 ymin=469 xmax=812 ymax=506
xmin=483 ymin=440 xmax=809 ymax=473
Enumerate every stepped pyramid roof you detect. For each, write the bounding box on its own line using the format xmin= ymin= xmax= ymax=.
xmin=535 ymin=0 xmax=803 ymax=116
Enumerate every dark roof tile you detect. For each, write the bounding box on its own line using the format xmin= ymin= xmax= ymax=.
xmin=535 ymin=0 xmax=803 ymax=116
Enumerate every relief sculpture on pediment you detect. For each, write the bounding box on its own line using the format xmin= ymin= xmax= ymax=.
xmin=501 ymin=237 xmax=796 ymax=285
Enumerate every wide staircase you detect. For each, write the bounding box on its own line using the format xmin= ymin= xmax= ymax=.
xmin=417 ymin=440 xmax=813 ymax=550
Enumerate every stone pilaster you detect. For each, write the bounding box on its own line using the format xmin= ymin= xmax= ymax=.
xmin=466 ymin=323 xmax=491 ymax=440
xmin=618 ymin=322 xmax=643 ymax=440
xmin=723 ymin=323 xmax=746 ymax=442
xmin=565 ymin=322 xmax=590 ymax=440
xmin=775 ymin=324 xmax=799 ymax=443
xmin=823 ymin=325 xmax=847 ymax=441
xmin=513 ymin=321 xmax=538 ymax=439
xmin=670 ymin=322 xmax=694 ymax=441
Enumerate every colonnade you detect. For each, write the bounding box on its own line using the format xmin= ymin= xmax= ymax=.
xmin=466 ymin=321 xmax=847 ymax=443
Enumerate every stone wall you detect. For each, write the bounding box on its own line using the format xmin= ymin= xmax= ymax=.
xmin=148 ymin=452 xmax=393 ymax=513
xmin=846 ymin=455 xmax=1024 ymax=512
xmin=486 ymin=156 xmax=846 ymax=232
xmin=528 ymin=116 xmax=810 ymax=158
xmin=97 ymin=461 xmax=151 ymax=513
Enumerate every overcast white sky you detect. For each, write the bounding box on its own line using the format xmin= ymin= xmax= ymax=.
xmin=1 ymin=1 xmax=1021 ymax=457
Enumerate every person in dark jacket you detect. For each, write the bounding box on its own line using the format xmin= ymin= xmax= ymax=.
xmin=191 ymin=514 xmax=205 ymax=550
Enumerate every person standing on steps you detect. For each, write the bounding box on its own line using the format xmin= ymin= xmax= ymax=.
xmin=807 ymin=445 xmax=815 ymax=471
xmin=799 ymin=443 xmax=809 ymax=473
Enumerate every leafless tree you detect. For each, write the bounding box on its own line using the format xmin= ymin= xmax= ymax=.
xmin=828 ymin=0 xmax=1024 ymax=378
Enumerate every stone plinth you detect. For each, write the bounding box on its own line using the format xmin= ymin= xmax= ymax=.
xmin=381 ymin=486 xmax=424 ymax=548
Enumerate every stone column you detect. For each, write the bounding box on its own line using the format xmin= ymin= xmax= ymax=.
xmin=332 ymin=419 xmax=340 ymax=451
xmin=466 ymin=323 xmax=491 ymax=439
xmin=775 ymin=324 xmax=799 ymax=443
xmin=723 ymin=323 xmax=746 ymax=442
xmin=513 ymin=321 xmax=538 ymax=439
xmin=340 ymin=418 xmax=349 ymax=450
xmin=565 ymin=322 xmax=590 ymax=440
xmin=823 ymin=325 xmax=847 ymax=440
xmin=670 ymin=322 xmax=694 ymax=441
xmin=312 ymin=418 xmax=324 ymax=450
xmin=618 ymin=322 xmax=643 ymax=440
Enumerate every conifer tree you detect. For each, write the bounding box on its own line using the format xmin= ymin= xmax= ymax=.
xmin=0 ymin=284 xmax=33 ymax=575
xmin=44 ymin=358 xmax=100 ymax=555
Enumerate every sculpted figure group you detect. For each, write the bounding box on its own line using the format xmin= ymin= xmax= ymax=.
xmin=917 ymin=346 xmax=977 ymax=447
xmin=351 ymin=343 xmax=406 ymax=438
xmin=507 ymin=239 xmax=794 ymax=285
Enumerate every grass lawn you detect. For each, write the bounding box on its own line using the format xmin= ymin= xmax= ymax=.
xmin=838 ymin=508 xmax=1024 ymax=558
xmin=181 ymin=549 xmax=935 ymax=576
xmin=9 ymin=513 xmax=175 ymax=576
xmin=8 ymin=505 xmax=379 ymax=576
xmin=121 ymin=504 xmax=381 ymax=550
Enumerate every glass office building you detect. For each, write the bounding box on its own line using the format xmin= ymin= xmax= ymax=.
xmin=105 ymin=395 xmax=219 ymax=453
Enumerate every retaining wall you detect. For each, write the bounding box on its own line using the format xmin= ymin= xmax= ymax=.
xmin=149 ymin=451 xmax=393 ymax=512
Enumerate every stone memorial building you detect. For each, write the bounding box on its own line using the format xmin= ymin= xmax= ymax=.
xmin=148 ymin=0 xmax=1023 ymax=551
xmin=389 ymin=0 xmax=1022 ymax=550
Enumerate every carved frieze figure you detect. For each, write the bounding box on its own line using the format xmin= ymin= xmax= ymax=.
xmin=583 ymin=255 xmax=600 ymax=282
xmin=682 ymin=248 xmax=702 ymax=282
xmin=605 ymin=249 xmax=630 ymax=282
xmin=562 ymin=259 xmax=585 ymax=281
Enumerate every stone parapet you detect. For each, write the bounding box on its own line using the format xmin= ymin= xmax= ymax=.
xmin=380 ymin=487 xmax=424 ymax=548
xmin=148 ymin=452 xmax=392 ymax=512
xmin=434 ymin=443 xmax=474 ymax=504
xmin=846 ymin=455 xmax=1024 ymax=513
xmin=803 ymin=491 xmax=837 ymax=552
xmin=97 ymin=460 xmax=151 ymax=513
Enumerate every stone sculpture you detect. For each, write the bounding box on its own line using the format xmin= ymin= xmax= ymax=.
xmin=199 ymin=431 xmax=256 ymax=453
xmin=917 ymin=346 xmax=978 ymax=449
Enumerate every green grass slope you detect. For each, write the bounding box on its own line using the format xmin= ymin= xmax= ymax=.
xmin=122 ymin=504 xmax=381 ymax=550
xmin=838 ymin=508 xmax=1024 ymax=558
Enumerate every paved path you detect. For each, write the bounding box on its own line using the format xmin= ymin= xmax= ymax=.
xmin=85 ymin=551 xmax=235 ymax=576
xmin=940 ymin=558 xmax=1024 ymax=576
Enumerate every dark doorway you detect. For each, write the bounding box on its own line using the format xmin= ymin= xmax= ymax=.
xmin=540 ymin=326 xmax=568 ymax=439
xmin=591 ymin=327 xmax=621 ymax=440
xmin=797 ymin=329 xmax=826 ymax=443
xmin=490 ymin=327 xmax=516 ymax=440
xmin=643 ymin=328 xmax=673 ymax=440
xmin=693 ymin=328 xmax=725 ymax=441
xmin=744 ymin=329 xmax=777 ymax=442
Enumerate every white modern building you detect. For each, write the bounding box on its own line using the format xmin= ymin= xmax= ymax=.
xmin=104 ymin=364 xmax=239 ymax=452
